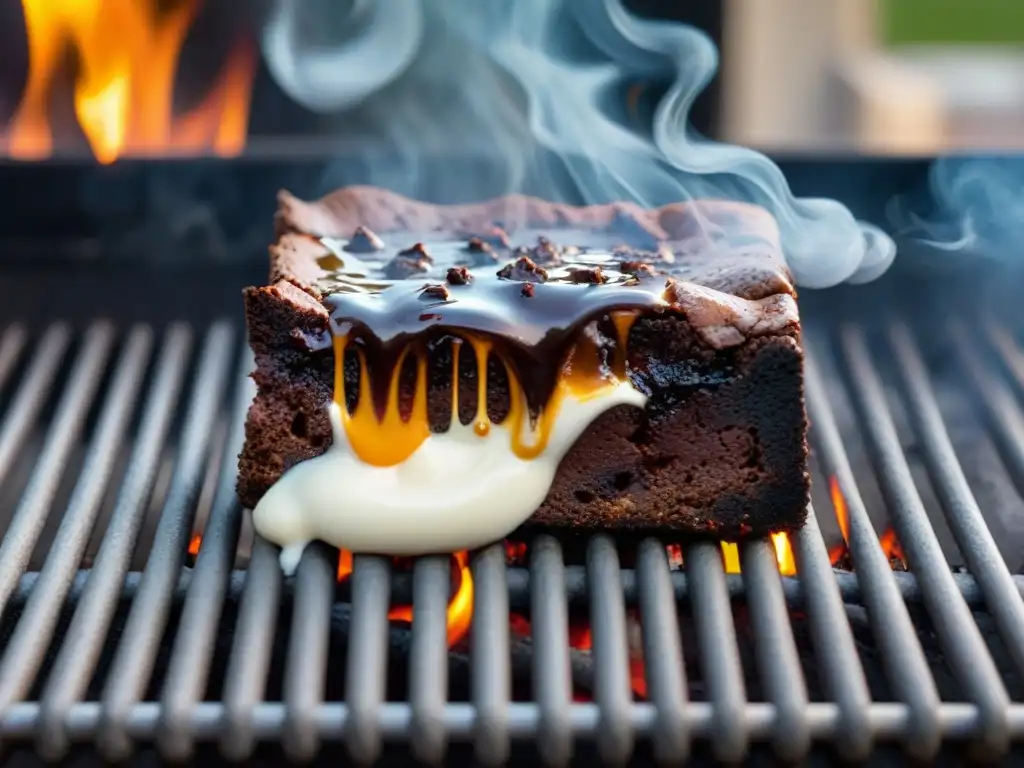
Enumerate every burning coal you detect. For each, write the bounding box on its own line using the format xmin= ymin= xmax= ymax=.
xmin=262 ymin=0 xmax=896 ymax=289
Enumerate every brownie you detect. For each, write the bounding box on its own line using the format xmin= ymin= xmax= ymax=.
xmin=239 ymin=186 xmax=809 ymax=542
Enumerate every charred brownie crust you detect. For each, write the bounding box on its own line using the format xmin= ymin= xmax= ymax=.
xmin=239 ymin=187 xmax=809 ymax=539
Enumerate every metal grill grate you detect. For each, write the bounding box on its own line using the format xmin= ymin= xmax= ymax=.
xmin=2 ymin=308 xmax=1024 ymax=765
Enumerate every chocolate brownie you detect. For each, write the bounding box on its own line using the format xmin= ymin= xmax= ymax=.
xmin=239 ymin=186 xmax=808 ymax=544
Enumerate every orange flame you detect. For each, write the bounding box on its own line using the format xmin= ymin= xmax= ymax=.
xmin=828 ymin=476 xmax=851 ymax=565
xmin=718 ymin=534 xmax=797 ymax=576
xmin=337 ymin=549 xmax=474 ymax=648
xmin=6 ymin=0 xmax=255 ymax=163
xmin=829 ymin=476 xmax=908 ymax=568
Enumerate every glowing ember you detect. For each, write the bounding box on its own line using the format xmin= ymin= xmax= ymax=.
xmin=771 ymin=532 xmax=797 ymax=575
xmin=720 ymin=541 xmax=741 ymax=573
xmin=715 ymin=536 xmax=795 ymax=575
xmin=828 ymin=476 xmax=852 ymax=564
xmin=336 ymin=549 xmax=473 ymax=648
xmin=187 ymin=533 xmax=202 ymax=557
xmin=7 ymin=0 xmax=255 ymax=163
xmin=628 ymin=657 xmax=647 ymax=699
xmin=828 ymin=475 xmax=908 ymax=569
xmin=879 ymin=528 xmax=909 ymax=570
xmin=504 ymin=540 xmax=528 ymax=564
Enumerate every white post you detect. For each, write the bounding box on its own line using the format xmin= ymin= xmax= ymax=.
xmin=719 ymin=0 xmax=946 ymax=152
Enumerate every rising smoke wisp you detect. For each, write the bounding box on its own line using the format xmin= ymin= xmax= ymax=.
xmin=261 ymin=0 xmax=897 ymax=289
xmin=888 ymin=156 xmax=1024 ymax=265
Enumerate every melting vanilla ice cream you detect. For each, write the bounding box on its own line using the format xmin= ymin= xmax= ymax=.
xmin=252 ymin=381 xmax=645 ymax=575
xmin=251 ymin=316 xmax=649 ymax=575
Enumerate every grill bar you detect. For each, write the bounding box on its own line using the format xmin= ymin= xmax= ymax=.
xmin=96 ymin=322 xmax=235 ymax=762
xmin=956 ymin=320 xmax=1024 ymax=491
xmin=410 ymin=555 xmax=452 ymax=763
xmin=219 ymin=536 xmax=283 ymax=760
xmin=635 ymin=539 xmax=688 ymax=763
xmin=805 ymin=353 xmax=943 ymax=760
xmin=530 ymin=536 xmax=573 ymax=766
xmin=840 ymin=324 xmax=1012 ymax=758
xmin=10 ymin=564 xmax=1024 ymax=621
xmin=282 ymin=544 xmax=334 ymax=761
xmin=34 ymin=324 xmax=194 ymax=760
xmin=0 ymin=326 xmax=151 ymax=710
xmin=0 ymin=325 xmax=27 ymax=392
xmin=157 ymin=348 xmax=253 ymax=761
xmin=470 ymin=544 xmax=512 ymax=767
xmin=686 ymin=541 xmax=747 ymax=762
xmin=0 ymin=325 xmax=70 ymax=491
xmin=792 ymin=508 xmax=874 ymax=758
xmin=740 ymin=539 xmax=810 ymax=761
xmin=344 ymin=555 xmax=392 ymax=763
xmin=0 ymin=309 xmax=1023 ymax=763
xmin=4 ymin=700 xmax=1024 ymax=740
xmin=587 ymin=535 xmax=634 ymax=763
xmin=888 ymin=320 xmax=1024 ymax=678
xmin=0 ymin=322 xmax=114 ymax=621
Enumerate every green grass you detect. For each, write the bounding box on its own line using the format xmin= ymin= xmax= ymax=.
xmin=883 ymin=0 xmax=1024 ymax=45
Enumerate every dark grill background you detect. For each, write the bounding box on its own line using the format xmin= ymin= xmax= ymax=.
xmin=0 ymin=157 xmax=1023 ymax=765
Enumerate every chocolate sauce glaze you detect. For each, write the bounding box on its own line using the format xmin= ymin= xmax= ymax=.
xmin=273 ymin=190 xmax=801 ymax=425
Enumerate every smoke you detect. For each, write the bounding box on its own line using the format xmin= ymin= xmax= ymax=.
xmin=260 ymin=0 xmax=896 ymax=290
xmin=888 ymin=156 xmax=1024 ymax=264
xmin=261 ymin=0 xmax=424 ymax=113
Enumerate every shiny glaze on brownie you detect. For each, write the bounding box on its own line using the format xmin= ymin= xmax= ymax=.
xmin=273 ymin=207 xmax=799 ymax=429
xmin=241 ymin=187 xmax=809 ymax=560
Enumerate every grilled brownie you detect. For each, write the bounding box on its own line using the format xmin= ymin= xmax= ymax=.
xmin=239 ymin=186 xmax=808 ymax=555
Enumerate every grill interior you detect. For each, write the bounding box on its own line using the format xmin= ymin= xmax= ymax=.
xmin=2 ymin=263 xmax=1024 ymax=766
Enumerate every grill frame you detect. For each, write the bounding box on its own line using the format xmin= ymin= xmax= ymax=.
xmin=1 ymin=267 xmax=1024 ymax=765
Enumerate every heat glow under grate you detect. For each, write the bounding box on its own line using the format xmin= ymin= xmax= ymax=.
xmin=1 ymin=309 xmax=1024 ymax=765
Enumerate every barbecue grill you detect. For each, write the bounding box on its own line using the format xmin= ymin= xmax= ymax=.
xmin=2 ymin=156 xmax=1024 ymax=767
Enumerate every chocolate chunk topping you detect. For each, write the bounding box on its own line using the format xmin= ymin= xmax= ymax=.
xmin=464 ymin=238 xmax=500 ymax=267
xmin=399 ymin=242 xmax=434 ymax=264
xmin=383 ymin=255 xmax=431 ymax=280
xmin=346 ymin=226 xmax=385 ymax=253
xmin=420 ymin=283 xmax=450 ymax=301
xmin=466 ymin=237 xmax=492 ymax=253
xmin=530 ymin=236 xmax=562 ymax=267
xmin=446 ymin=266 xmax=472 ymax=286
xmin=497 ymin=256 xmax=549 ymax=284
xmin=563 ymin=266 xmax=608 ymax=285
xmin=621 ymin=262 xmax=658 ymax=286
xmin=521 ymin=283 xmax=535 ymax=298
xmin=620 ymin=260 xmax=655 ymax=277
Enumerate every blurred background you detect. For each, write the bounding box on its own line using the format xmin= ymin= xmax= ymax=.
xmin=712 ymin=0 xmax=1024 ymax=153
xmin=2 ymin=0 xmax=1023 ymax=163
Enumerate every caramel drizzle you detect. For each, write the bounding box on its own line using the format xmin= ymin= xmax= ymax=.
xmin=333 ymin=335 xmax=430 ymax=466
xmin=332 ymin=310 xmax=639 ymax=467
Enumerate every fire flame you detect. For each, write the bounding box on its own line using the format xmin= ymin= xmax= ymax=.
xmin=828 ymin=476 xmax=908 ymax=569
xmin=6 ymin=0 xmax=255 ymax=163
xmin=336 ymin=549 xmax=474 ymax=648
xmin=707 ymin=534 xmax=797 ymax=576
